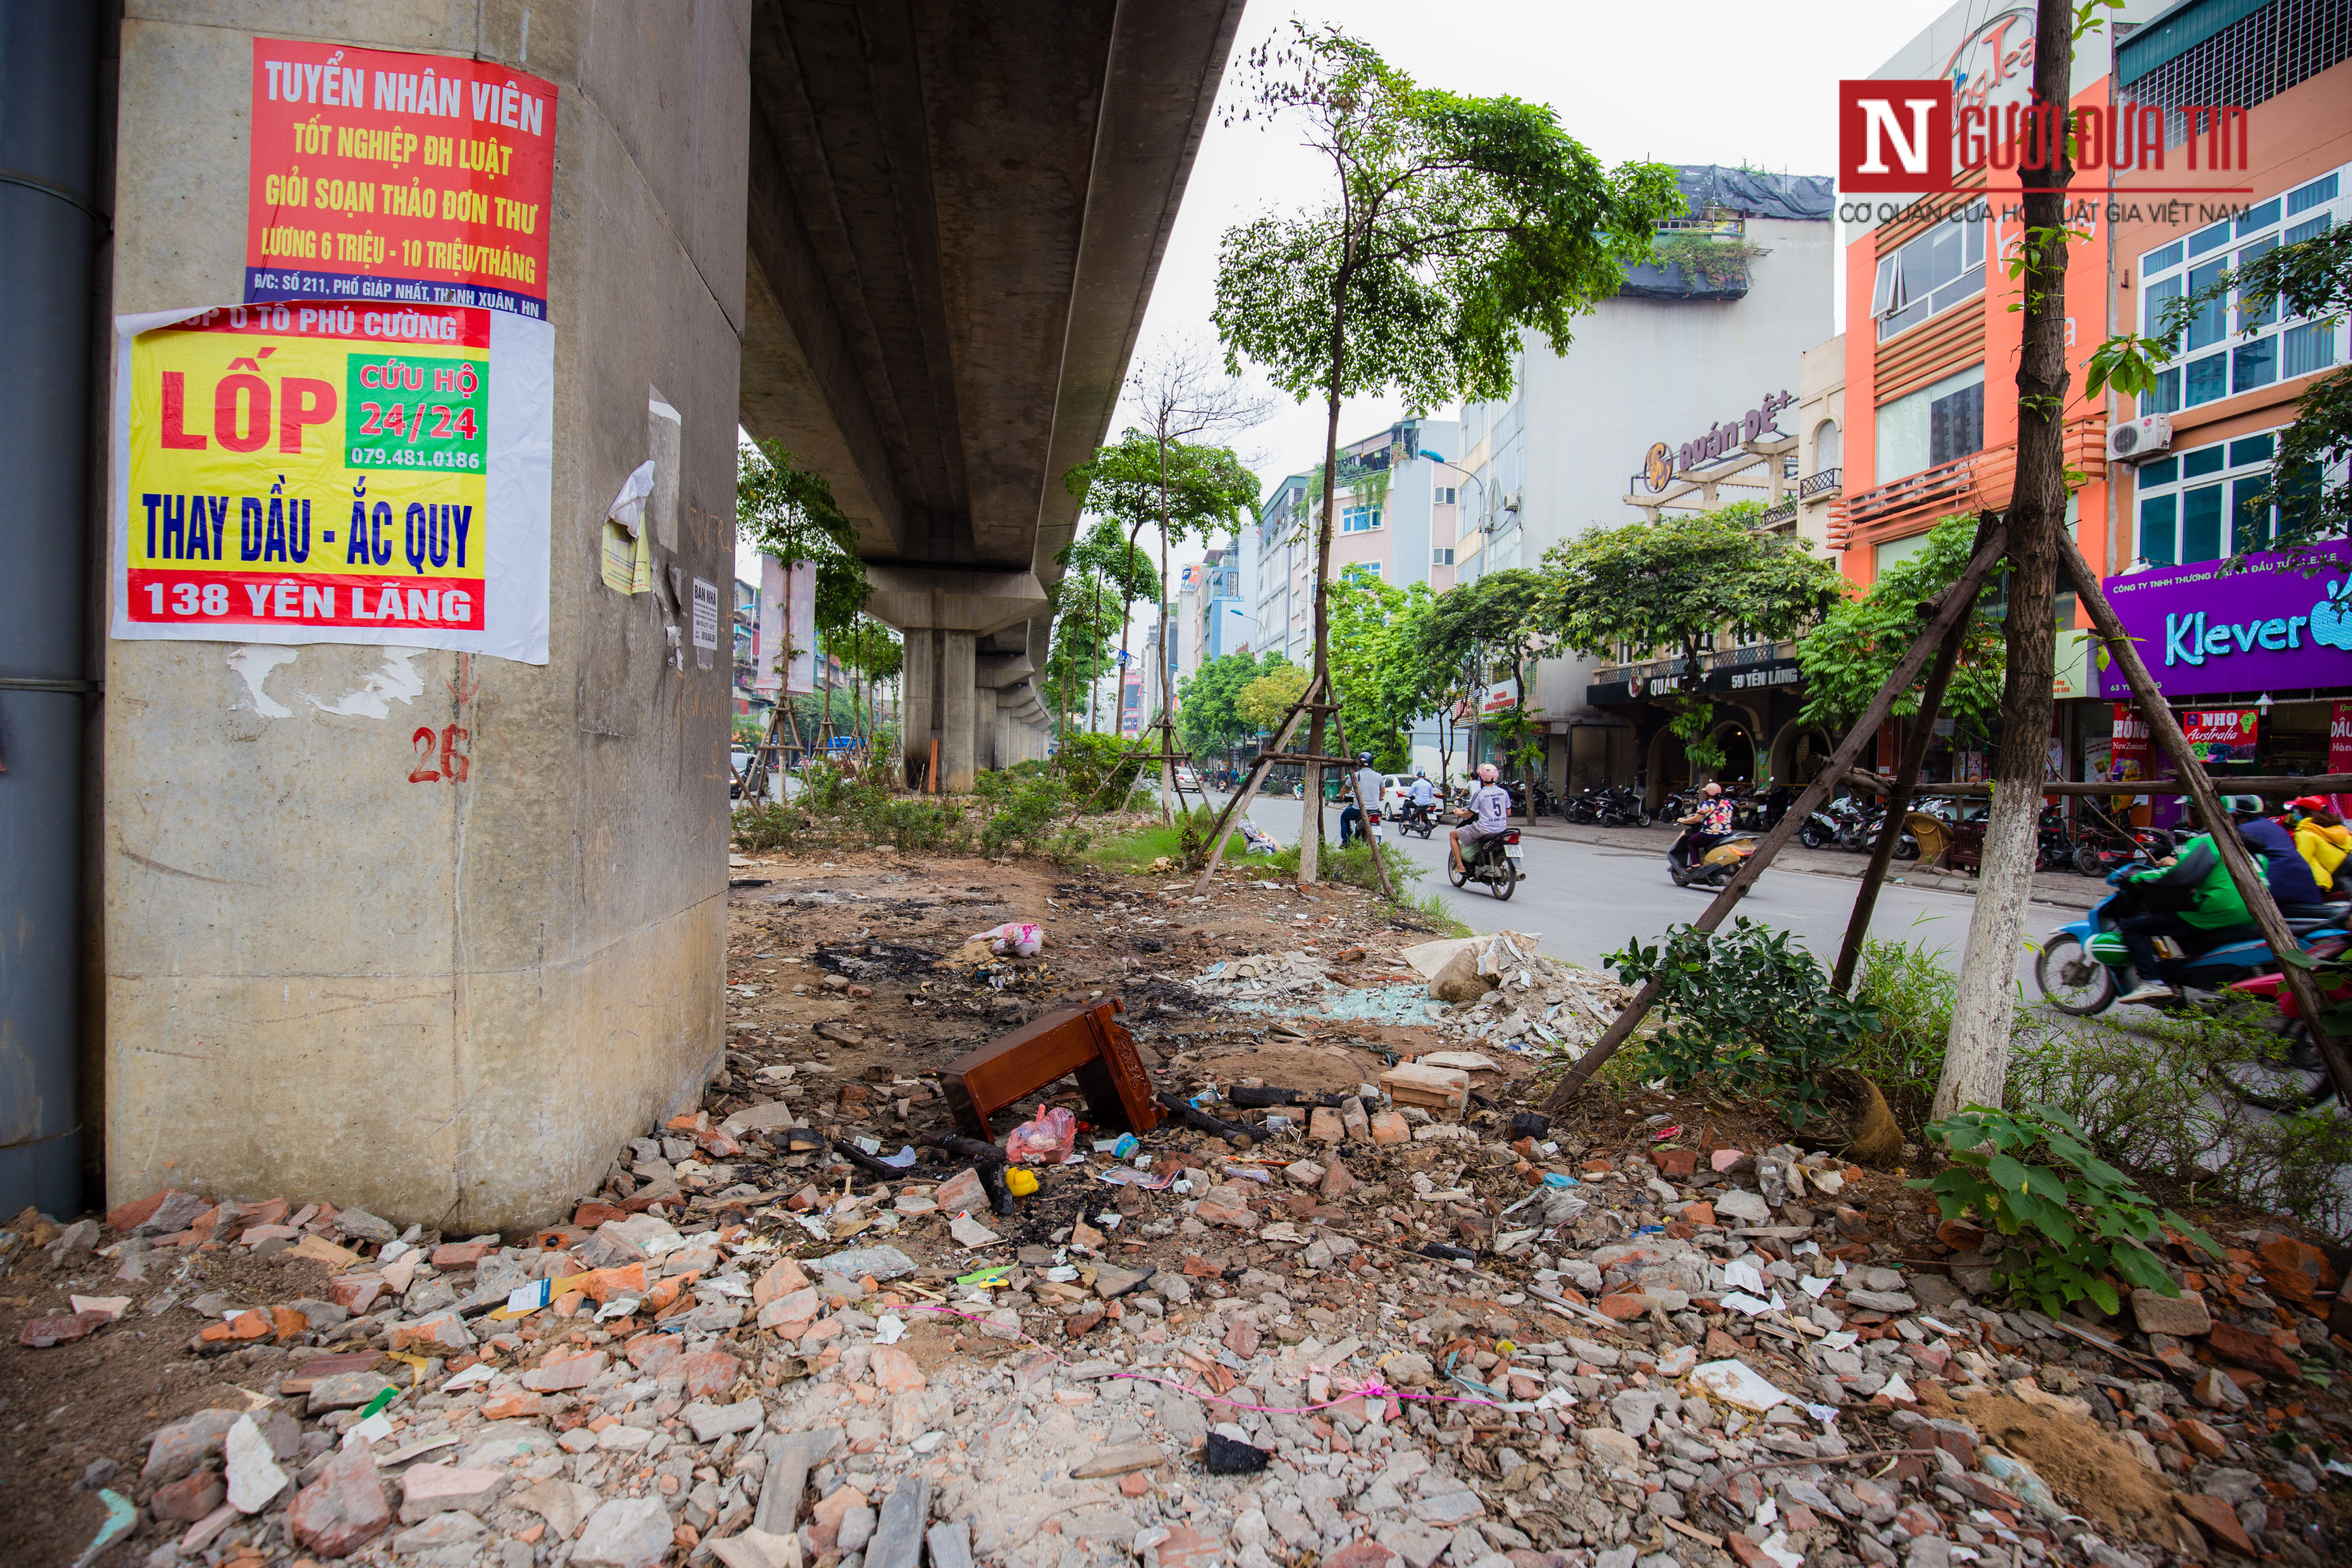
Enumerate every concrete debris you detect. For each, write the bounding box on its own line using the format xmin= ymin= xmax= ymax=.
xmin=8 ymin=872 xmax=2346 ymax=1568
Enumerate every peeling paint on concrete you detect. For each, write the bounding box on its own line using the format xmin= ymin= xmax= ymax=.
xmin=226 ymin=646 xmax=298 ymax=717
xmin=306 ymin=647 xmax=427 ymax=719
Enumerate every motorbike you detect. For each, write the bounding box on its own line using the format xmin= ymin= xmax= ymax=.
xmin=2031 ymin=862 xmax=2349 ymax=1016
xmin=1531 ymin=780 xmax=1559 ymax=818
xmin=2221 ymin=962 xmax=2349 ymax=1109
xmin=1449 ymin=821 xmax=1524 ymax=900
xmin=1399 ymin=797 xmax=1440 ymax=839
xmin=1593 ymin=784 xmax=1652 ymax=828
xmin=1667 ymin=823 xmax=1757 ymax=889
xmin=2071 ymin=799 xmax=2175 ymax=877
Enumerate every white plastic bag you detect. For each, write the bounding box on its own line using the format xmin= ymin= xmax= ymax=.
xmin=973 ymin=921 xmax=1044 ymax=957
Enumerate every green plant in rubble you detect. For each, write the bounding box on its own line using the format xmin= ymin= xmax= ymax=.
xmin=1911 ymin=1103 xmax=2223 ymax=1319
xmin=1648 ymin=234 xmax=1771 ymax=289
xmin=975 ymin=770 xmax=1091 ymax=861
xmin=1851 ymin=930 xmax=1959 ymax=1136
xmin=1605 ymin=918 xmax=1877 ymax=1130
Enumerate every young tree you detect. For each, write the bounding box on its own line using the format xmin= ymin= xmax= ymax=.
xmin=1423 ymin=569 xmax=1559 ymax=821
xmin=1545 ymin=505 xmax=1845 ymax=787
xmin=1060 ymin=519 xmax=1160 ymax=736
xmin=1939 ymin=0 xmax=2079 ymax=1123
xmin=1797 ymin=514 xmax=2004 ymax=733
xmin=1115 ymin=343 xmax=1266 ymax=808
xmin=1215 ymin=21 xmax=1681 ymax=882
xmin=739 ymin=439 xmax=870 ymax=761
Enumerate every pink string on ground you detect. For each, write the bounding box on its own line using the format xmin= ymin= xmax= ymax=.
xmin=888 ymin=1300 xmax=1512 ymax=1416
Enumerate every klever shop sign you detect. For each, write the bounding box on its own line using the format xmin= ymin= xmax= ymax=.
xmin=108 ymin=301 xmax=554 ymax=664
xmin=245 ymin=39 xmax=557 ymax=318
xmin=2097 ymin=544 xmax=2352 ymax=702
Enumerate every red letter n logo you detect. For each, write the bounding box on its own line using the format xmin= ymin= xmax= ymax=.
xmin=1841 ymin=80 xmax=1953 ymax=193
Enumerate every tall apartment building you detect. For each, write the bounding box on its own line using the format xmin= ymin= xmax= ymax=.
xmin=1459 ymin=165 xmax=1835 ymax=791
xmin=1248 ymin=417 xmax=1463 ymax=670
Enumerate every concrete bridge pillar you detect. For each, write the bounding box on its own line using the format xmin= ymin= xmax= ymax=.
xmin=865 ymin=568 xmax=1045 ymax=794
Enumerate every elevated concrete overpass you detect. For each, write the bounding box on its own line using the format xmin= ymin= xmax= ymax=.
xmin=738 ymin=0 xmax=1243 ymax=788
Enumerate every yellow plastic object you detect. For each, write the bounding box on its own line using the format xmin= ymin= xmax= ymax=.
xmin=1005 ymin=1167 xmax=1039 ymax=1198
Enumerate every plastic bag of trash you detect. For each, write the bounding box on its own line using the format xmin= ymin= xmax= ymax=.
xmin=973 ymin=921 xmax=1044 ymax=957
xmin=1239 ymin=818 xmax=1282 ymax=856
xmin=1004 ymin=1104 xmax=1077 ymax=1163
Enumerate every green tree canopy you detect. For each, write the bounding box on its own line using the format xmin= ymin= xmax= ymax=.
xmin=1329 ymin=569 xmax=1438 ymax=769
xmin=1179 ymin=649 xmax=1293 ymax=756
xmin=1797 ymin=515 xmax=2003 ymax=732
xmin=1544 ymin=503 xmax=1847 ymax=768
xmin=1237 ymin=663 xmax=1311 ymax=734
xmin=1213 ymin=21 xmax=1680 ymax=873
xmin=737 ymin=438 xmax=868 ymax=636
xmin=1063 ymin=430 xmax=1261 ymax=549
xmin=1422 ymin=567 xmax=1554 ymax=798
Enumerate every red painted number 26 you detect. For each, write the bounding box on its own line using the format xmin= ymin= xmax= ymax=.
xmin=409 ymin=724 xmax=471 ymax=784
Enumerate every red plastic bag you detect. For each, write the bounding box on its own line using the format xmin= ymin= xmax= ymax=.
xmin=1004 ymin=1104 xmax=1076 ymax=1164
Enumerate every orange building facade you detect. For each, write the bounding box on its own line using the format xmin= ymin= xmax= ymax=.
xmin=1831 ymin=0 xmax=2352 ymax=796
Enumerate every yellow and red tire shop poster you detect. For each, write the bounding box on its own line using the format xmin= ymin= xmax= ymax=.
xmin=245 ymin=39 xmax=556 ymax=320
xmin=109 ymin=301 xmax=554 ymax=664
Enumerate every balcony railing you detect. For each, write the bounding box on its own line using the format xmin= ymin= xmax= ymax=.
xmin=1798 ymin=466 xmax=1842 ymax=500
xmin=1597 ymin=639 xmax=1799 ymax=687
xmin=1826 ymin=420 xmax=2107 ymax=553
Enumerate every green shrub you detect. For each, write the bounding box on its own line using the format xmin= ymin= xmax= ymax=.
xmin=1605 ymin=918 xmax=1878 ymax=1130
xmin=1911 ymin=1102 xmax=2222 ymax=1318
xmin=2006 ymin=1006 xmax=2352 ymax=1234
xmin=1055 ymin=732 xmax=1148 ymax=806
xmin=1259 ymin=837 xmax=1421 ymax=896
xmin=1852 ymin=932 xmax=1959 ymax=1136
xmin=974 ymin=769 xmax=1090 ymax=861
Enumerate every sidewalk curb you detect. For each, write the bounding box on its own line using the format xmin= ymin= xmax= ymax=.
xmin=1506 ymin=819 xmax=2103 ymax=913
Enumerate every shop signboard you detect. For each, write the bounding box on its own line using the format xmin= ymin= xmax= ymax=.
xmin=1589 ymin=656 xmax=1803 ymax=707
xmin=110 ymin=301 xmax=553 ymax=663
xmin=2332 ymin=701 xmax=2352 ymax=775
xmin=2098 ymin=543 xmax=2352 ymax=700
xmin=2108 ymin=704 xmax=2149 ymax=783
xmin=2178 ymin=707 xmax=2260 ymax=765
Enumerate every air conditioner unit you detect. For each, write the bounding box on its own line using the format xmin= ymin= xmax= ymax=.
xmin=2107 ymin=414 xmax=2173 ymax=463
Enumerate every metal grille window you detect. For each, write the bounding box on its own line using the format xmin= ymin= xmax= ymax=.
xmin=2141 ymin=162 xmax=2348 ymax=412
xmin=2123 ymin=0 xmax=2352 ymax=147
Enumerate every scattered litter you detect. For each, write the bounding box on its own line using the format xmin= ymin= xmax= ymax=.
xmin=1005 ymin=1106 xmax=1076 ymax=1164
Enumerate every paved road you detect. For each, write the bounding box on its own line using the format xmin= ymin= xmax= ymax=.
xmin=1220 ymin=792 xmax=2046 ymax=987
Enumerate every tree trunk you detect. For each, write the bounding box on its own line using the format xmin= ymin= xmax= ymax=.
xmin=1156 ymin=469 xmax=1175 ymax=823
xmin=1304 ymin=402 xmax=1342 ymax=884
xmin=1936 ymin=0 xmax=2074 ymax=1122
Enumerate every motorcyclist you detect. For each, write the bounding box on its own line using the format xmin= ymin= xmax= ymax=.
xmin=1680 ymin=782 xmax=1732 ymax=847
xmin=2113 ymin=796 xmax=2267 ymax=1005
xmin=2236 ymin=796 xmax=2328 ymax=918
xmin=2288 ymin=795 xmax=2352 ymax=897
xmin=1450 ymin=763 xmax=1511 ymax=875
xmin=1406 ymin=769 xmax=1436 ymax=828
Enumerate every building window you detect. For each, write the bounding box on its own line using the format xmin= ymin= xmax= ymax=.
xmin=2120 ymin=0 xmax=2352 ymax=147
xmin=1434 ymin=486 xmax=1457 ymax=505
xmin=1431 ymin=548 xmax=1455 ymax=566
xmin=1341 ymin=561 xmax=1381 ymax=581
xmin=2141 ymin=165 xmax=2348 ymax=413
xmin=1872 ymin=219 xmax=1985 ymax=342
xmin=2132 ymin=428 xmax=2321 ymax=565
xmin=1875 ymin=364 xmax=1985 ymax=484
xmin=1813 ymin=420 xmax=1841 ymax=474
xmin=1341 ymin=506 xmax=1382 ymax=533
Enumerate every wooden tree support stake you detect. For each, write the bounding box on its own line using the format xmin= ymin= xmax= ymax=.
xmin=1830 ymin=514 xmax=1994 ymax=994
xmin=1188 ymin=675 xmax=1326 ymax=895
xmin=2059 ymin=529 xmax=2352 ymax=1109
xmin=1539 ymin=525 xmax=2010 ymax=1114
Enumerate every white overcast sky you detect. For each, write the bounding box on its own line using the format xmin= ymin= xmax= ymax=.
xmin=744 ymin=0 xmax=1939 ymax=604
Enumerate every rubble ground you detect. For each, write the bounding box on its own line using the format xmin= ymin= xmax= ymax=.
xmin=5 ymin=845 xmax=2350 ymax=1568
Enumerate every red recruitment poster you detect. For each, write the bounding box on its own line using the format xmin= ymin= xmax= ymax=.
xmin=245 ymin=41 xmax=557 ymax=318
xmin=2108 ymin=704 xmax=2149 ymax=784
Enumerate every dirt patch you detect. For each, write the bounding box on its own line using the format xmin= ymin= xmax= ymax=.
xmin=0 ymin=1242 xmax=338 ymax=1566
xmin=1791 ymin=1066 xmax=1905 ymax=1166
xmin=1953 ymin=1390 xmax=2178 ymax=1537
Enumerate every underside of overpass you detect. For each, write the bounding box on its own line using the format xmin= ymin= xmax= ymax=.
xmin=738 ymin=0 xmax=1243 ymax=788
